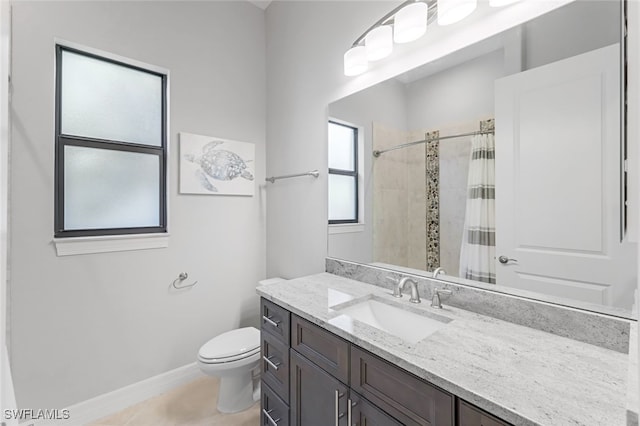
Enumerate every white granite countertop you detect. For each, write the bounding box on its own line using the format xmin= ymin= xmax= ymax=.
xmin=257 ymin=273 xmax=633 ymax=426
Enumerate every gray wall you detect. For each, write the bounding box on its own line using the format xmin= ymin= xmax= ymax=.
xmin=405 ymin=50 xmax=504 ymax=132
xmin=265 ymin=0 xmax=397 ymax=279
xmin=10 ymin=1 xmax=266 ymax=409
xmin=328 ymin=79 xmax=407 ymax=264
xmin=524 ymin=0 xmax=620 ymax=70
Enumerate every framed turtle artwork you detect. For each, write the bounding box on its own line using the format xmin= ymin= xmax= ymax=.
xmin=179 ymin=132 xmax=255 ymax=196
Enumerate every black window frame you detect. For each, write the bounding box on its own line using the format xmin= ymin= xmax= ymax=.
xmin=328 ymin=120 xmax=359 ymax=225
xmin=54 ymin=45 xmax=168 ymax=238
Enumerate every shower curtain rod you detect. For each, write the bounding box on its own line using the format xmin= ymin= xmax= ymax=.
xmin=372 ymin=129 xmax=495 ymax=158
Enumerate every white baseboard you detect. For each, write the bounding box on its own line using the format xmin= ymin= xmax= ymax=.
xmin=25 ymin=363 xmax=203 ymax=426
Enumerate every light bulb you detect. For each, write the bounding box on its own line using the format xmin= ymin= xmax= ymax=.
xmin=394 ymin=2 xmax=428 ymax=44
xmin=437 ymin=0 xmax=477 ymax=26
xmin=344 ymin=46 xmax=368 ymax=76
xmin=365 ymin=25 xmax=393 ymax=61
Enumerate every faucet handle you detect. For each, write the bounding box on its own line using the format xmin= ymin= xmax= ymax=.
xmin=431 ymin=288 xmax=453 ymax=309
xmin=386 ymin=276 xmax=402 ymax=298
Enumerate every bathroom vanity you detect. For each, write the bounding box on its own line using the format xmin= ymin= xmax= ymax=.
xmin=260 ymin=297 xmax=504 ymax=425
xmin=257 ymin=272 xmax=633 ymax=426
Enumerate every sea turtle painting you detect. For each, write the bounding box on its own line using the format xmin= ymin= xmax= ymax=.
xmin=184 ymin=140 xmax=254 ymax=193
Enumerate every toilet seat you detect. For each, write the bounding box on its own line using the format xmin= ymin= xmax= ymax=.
xmin=198 ymin=327 xmax=260 ymax=364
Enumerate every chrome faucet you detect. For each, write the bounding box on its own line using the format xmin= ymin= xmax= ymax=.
xmin=431 ymin=288 xmax=453 ymax=309
xmin=432 ymin=267 xmax=447 ymax=278
xmin=392 ymin=277 xmax=421 ymax=304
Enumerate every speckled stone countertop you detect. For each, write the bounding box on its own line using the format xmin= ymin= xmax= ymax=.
xmin=257 ymin=273 xmax=632 ymax=426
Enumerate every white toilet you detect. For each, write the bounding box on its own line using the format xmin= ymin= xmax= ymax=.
xmin=197 ymin=277 xmax=285 ymax=413
xmin=197 ymin=326 xmax=261 ymax=413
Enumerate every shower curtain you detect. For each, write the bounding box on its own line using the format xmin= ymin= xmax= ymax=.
xmin=459 ymin=133 xmax=496 ymax=284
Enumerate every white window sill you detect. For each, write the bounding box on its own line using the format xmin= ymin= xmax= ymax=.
xmin=53 ymin=233 xmax=169 ymax=256
xmin=328 ymin=223 xmax=365 ymax=235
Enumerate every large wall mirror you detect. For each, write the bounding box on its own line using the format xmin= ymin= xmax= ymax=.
xmin=327 ymin=0 xmax=637 ymax=318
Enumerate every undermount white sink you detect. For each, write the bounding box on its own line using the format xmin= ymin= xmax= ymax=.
xmin=336 ymin=298 xmax=451 ymax=343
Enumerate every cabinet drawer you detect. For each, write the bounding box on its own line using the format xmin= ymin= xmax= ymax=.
xmin=351 ymin=346 xmax=454 ymax=426
xmin=262 ymin=330 xmax=290 ymax=403
xmin=458 ymin=400 xmax=511 ymax=426
xmin=261 ymin=381 xmax=289 ymax=426
xmin=350 ymin=392 xmax=403 ymax=426
xmin=291 ymin=314 xmax=350 ymax=384
xmin=261 ymin=298 xmax=290 ymax=345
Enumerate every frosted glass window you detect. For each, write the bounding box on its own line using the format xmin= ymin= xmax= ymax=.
xmin=328 ymin=122 xmax=356 ymax=170
xmin=55 ymin=45 xmax=167 ymax=238
xmin=328 ymin=120 xmax=359 ymax=224
xmin=64 ymin=146 xmax=160 ymax=230
xmin=328 ymin=174 xmax=357 ymax=222
xmin=61 ymin=50 xmax=162 ymax=146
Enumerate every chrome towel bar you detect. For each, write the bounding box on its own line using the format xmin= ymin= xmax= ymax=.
xmin=266 ymin=170 xmax=319 ymax=183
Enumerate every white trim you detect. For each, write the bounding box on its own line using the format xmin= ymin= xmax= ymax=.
xmin=53 ymin=38 xmax=170 ymax=76
xmin=53 ymin=233 xmax=169 ymax=256
xmin=629 ymin=0 xmax=639 ymax=243
xmin=28 ymin=363 xmax=202 ymax=426
xmin=328 ymin=223 xmax=365 ymax=235
xmin=0 ymin=1 xmax=13 ymax=423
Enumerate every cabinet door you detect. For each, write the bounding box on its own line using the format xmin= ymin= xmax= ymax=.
xmin=290 ymin=349 xmax=349 ymax=426
xmin=458 ymin=400 xmax=511 ymax=426
xmin=350 ymin=392 xmax=403 ymax=426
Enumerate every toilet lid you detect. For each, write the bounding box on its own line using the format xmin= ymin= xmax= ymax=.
xmin=198 ymin=327 xmax=260 ymax=362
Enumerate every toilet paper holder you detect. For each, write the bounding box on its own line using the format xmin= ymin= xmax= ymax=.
xmin=172 ymin=272 xmax=198 ymax=290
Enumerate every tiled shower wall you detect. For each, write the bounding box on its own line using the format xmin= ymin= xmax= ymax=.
xmin=406 ymin=129 xmax=428 ymax=270
xmin=372 ymin=123 xmax=409 ymax=266
xmin=373 ymin=122 xmax=470 ymax=274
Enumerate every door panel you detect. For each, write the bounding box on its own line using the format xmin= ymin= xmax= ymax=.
xmin=494 ymin=43 xmax=637 ymax=307
xmin=290 ymin=349 xmax=349 ymax=426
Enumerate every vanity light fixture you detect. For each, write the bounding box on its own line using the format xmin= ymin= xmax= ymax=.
xmin=394 ymin=1 xmax=429 ymax=44
xmin=344 ymin=0 xmax=520 ymax=77
xmin=344 ymin=0 xmax=436 ymax=77
xmin=344 ymin=46 xmax=368 ymax=76
xmin=365 ymin=25 xmax=394 ymax=61
xmin=437 ymin=0 xmax=478 ymax=26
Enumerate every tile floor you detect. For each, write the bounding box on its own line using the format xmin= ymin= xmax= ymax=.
xmin=89 ymin=377 xmax=259 ymax=426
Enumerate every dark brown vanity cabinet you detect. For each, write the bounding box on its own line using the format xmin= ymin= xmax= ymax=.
xmin=260 ymin=298 xmax=512 ymax=426
xmin=350 ymin=392 xmax=404 ymax=426
xmin=290 ymin=349 xmax=350 ymax=426
xmin=458 ymin=400 xmax=510 ymax=426
xmin=260 ymin=299 xmax=291 ymax=426
xmin=351 ymin=346 xmax=454 ymax=425
xmin=261 ymin=379 xmax=290 ymax=426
